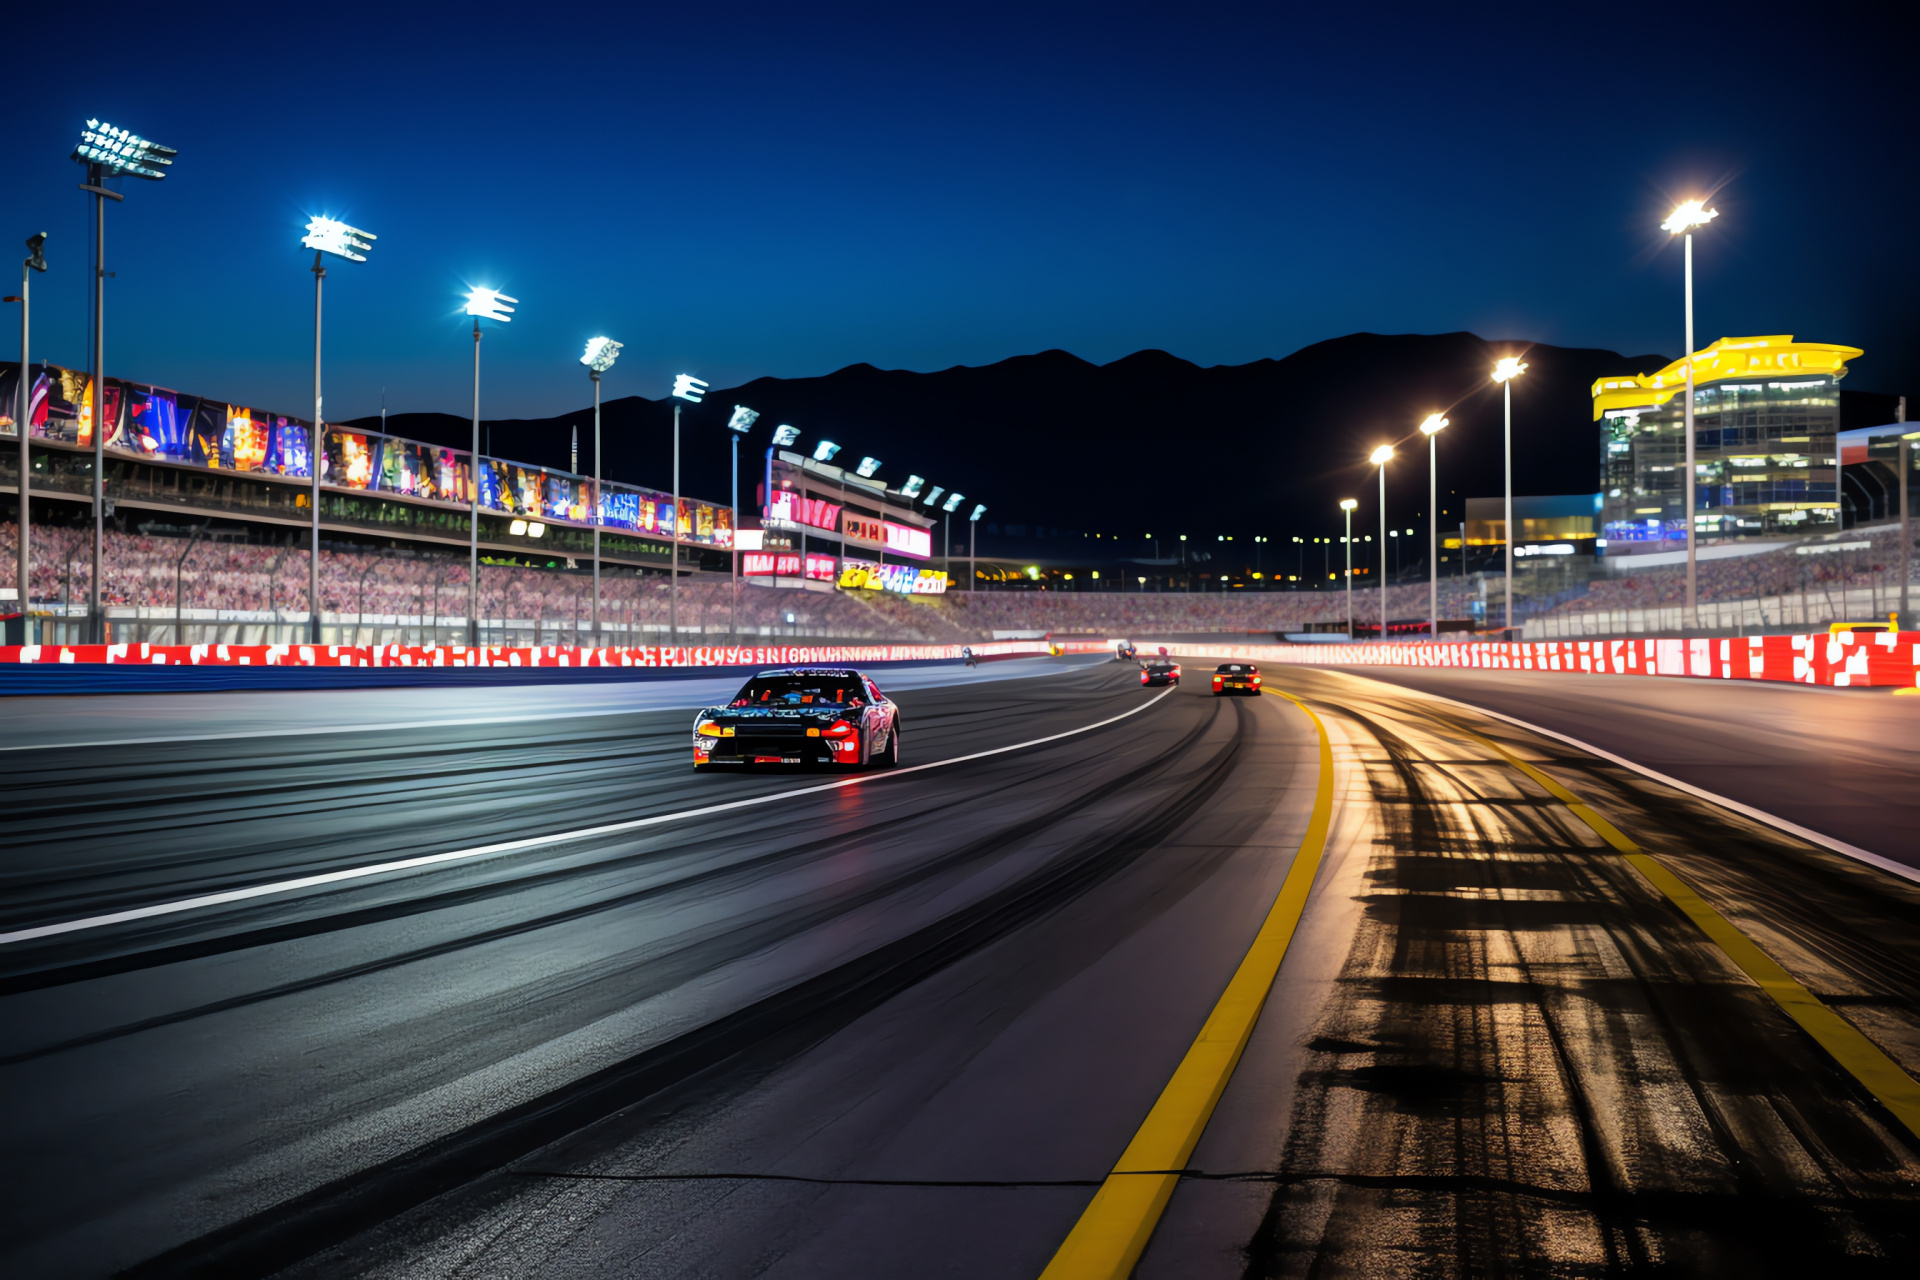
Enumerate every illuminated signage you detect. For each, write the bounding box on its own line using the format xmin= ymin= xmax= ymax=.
xmin=839 ymin=558 xmax=948 ymax=594
xmin=744 ymin=552 xmax=803 ymax=576
xmin=884 ymin=521 xmax=932 ymax=558
xmin=805 ymin=553 xmax=837 ymax=581
xmin=843 ymin=514 xmax=884 ymax=544
xmin=735 ymin=528 xmax=765 ymax=551
xmin=763 ymin=491 xmax=841 ymax=532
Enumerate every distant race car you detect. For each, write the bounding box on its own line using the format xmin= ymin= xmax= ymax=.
xmin=1140 ymin=661 xmax=1180 ymax=687
xmin=692 ymin=668 xmax=901 ymax=771
xmin=1212 ymin=662 xmax=1261 ymax=696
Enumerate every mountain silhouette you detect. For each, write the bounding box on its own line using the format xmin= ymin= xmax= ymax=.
xmin=346 ymin=332 xmax=1671 ymax=562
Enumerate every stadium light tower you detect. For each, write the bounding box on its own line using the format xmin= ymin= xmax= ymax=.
xmin=1663 ymin=198 xmax=1717 ymax=629
xmin=1369 ymin=446 xmax=1394 ymax=641
xmin=301 ymin=217 xmax=376 ymax=644
xmin=72 ymin=119 xmax=176 ymax=643
xmin=1492 ymin=355 xmax=1528 ymax=636
xmin=725 ymin=403 xmax=760 ymax=643
xmin=668 ymin=374 xmax=709 ymax=647
xmin=580 ymin=336 xmax=623 ymax=645
xmin=969 ymin=503 xmax=986 ymax=592
xmin=464 ymin=285 xmax=517 ymax=645
xmin=1340 ymin=498 xmax=1358 ymax=637
xmin=1419 ymin=414 xmax=1448 ymax=639
xmin=7 ymin=233 xmax=47 ymax=612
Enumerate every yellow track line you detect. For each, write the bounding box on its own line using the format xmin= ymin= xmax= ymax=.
xmin=1038 ymin=687 xmax=1335 ymax=1280
xmin=1456 ymin=721 xmax=1920 ymax=1142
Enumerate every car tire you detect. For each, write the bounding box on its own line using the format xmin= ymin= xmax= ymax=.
xmin=877 ymin=721 xmax=901 ymax=767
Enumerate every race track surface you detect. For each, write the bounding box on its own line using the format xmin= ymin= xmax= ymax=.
xmin=1 ymin=659 xmax=1916 ymax=1277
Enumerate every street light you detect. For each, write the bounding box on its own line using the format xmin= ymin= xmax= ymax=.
xmin=581 ymin=336 xmax=623 ymax=646
xmin=668 ymin=373 xmax=708 ymax=648
xmin=725 ymin=403 xmax=759 ymax=643
xmin=8 ymin=233 xmax=47 ymax=613
xmin=1492 ymin=355 xmax=1528 ymax=636
xmin=72 ymin=119 xmax=176 ymax=643
xmin=464 ymin=284 xmax=517 ymax=645
xmin=1663 ymin=199 xmax=1718 ymax=628
xmin=1369 ymin=446 xmax=1394 ymax=641
xmin=969 ymin=503 xmax=986 ymax=592
xmin=302 ymin=217 xmax=377 ymax=644
xmin=1340 ymin=498 xmax=1358 ymax=636
xmin=1419 ymin=414 xmax=1449 ymax=639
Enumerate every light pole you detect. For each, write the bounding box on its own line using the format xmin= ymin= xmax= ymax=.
xmin=301 ymin=217 xmax=376 ymax=645
xmin=8 ymin=233 xmax=47 ymax=612
xmin=1419 ymin=414 xmax=1448 ymax=637
xmin=970 ymin=504 xmax=985 ymax=592
xmin=1340 ymin=498 xmax=1358 ymax=637
xmin=668 ymin=374 xmax=709 ymax=648
xmin=1492 ymin=356 xmax=1528 ymax=636
xmin=71 ymin=120 xmax=176 ymax=644
xmin=725 ymin=404 xmax=759 ymax=643
xmin=1370 ymin=446 xmax=1393 ymax=640
xmin=581 ymin=337 xmax=623 ymax=646
xmin=464 ymin=285 xmax=517 ymax=646
xmin=1663 ymin=199 xmax=1718 ymax=629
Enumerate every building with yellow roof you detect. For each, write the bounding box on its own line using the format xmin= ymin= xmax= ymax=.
xmin=1591 ymin=335 xmax=1861 ymax=550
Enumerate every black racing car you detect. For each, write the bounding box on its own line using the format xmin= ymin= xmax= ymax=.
xmin=1211 ymin=662 xmax=1261 ymax=695
xmin=1140 ymin=661 xmax=1180 ymax=687
xmin=693 ymin=668 xmax=901 ymax=770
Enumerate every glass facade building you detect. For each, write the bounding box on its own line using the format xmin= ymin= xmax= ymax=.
xmin=1592 ymin=335 xmax=1861 ymax=551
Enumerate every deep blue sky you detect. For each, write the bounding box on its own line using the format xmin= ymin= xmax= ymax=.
xmin=4 ymin=1 xmax=1913 ymax=422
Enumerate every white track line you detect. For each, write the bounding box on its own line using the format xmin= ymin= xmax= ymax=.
xmin=1329 ymin=670 xmax=1920 ymax=886
xmin=0 ymin=686 xmax=1178 ymax=946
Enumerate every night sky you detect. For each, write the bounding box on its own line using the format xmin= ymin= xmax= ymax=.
xmin=3 ymin=1 xmax=1912 ymax=424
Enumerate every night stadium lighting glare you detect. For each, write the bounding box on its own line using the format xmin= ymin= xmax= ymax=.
xmin=13 ymin=233 xmax=47 ymax=604
xmin=901 ymin=475 xmax=926 ymax=498
xmin=1368 ymin=445 xmax=1394 ymax=465
xmin=1492 ymin=355 xmax=1527 ymax=635
xmin=969 ymin=504 xmax=985 ymax=521
xmin=727 ymin=405 xmax=760 ymax=433
xmin=1340 ymin=499 xmax=1357 ymax=639
xmin=71 ymin=120 xmax=177 ymax=180
xmin=941 ymin=492 xmax=965 ymax=513
xmin=581 ymin=336 xmax=623 ymax=372
xmin=925 ymin=485 xmax=946 ymax=507
xmin=1492 ymin=357 xmax=1526 ymax=384
xmin=771 ymin=424 xmax=801 ymax=447
xmin=1661 ymin=202 xmax=1717 ymax=628
xmin=1419 ymin=413 xmax=1448 ymax=437
xmin=1370 ymin=449 xmax=1393 ymax=639
xmin=671 ymin=374 xmax=708 ymax=403
xmin=302 ymin=216 xmax=376 ymax=262
xmin=464 ymin=286 xmax=517 ymax=322
xmin=464 ymin=282 xmax=518 ymax=643
xmin=856 ymin=456 xmax=882 ymax=478
xmin=813 ymin=440 xmax=842 ymax=462
xmin=1661 ymin=200 xmax=1718 ymax=234
xmin=1419 ymin=415 xmax=1448 ymax=637
xmin=582 ymin=337 xmax=624 ymax=642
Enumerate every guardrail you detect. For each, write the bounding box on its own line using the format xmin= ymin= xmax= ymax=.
xmin=1138 ymin=633 xmax=1920 ymax=690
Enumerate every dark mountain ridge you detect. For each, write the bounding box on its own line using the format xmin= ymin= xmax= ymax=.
xmin=347 ymin=332 xmax=1672 ymax=560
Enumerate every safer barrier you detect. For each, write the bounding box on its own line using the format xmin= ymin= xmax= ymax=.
xmin=0 ymin=638 xmax=1060 ymax=670
xmin=1140 ymin=632 xmax=1920 ymax=690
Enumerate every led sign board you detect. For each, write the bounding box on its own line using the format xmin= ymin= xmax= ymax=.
xmin=839 ymin=559 xmax=948 ymax=594
xmin=843 ymin=514 xmax=884 ymax=544
xmin=884 ymin=521 xmax=932 ymax=558
xmin=764 ymin=490 xmax=841 ymax=532
xmin=734 ymin=528 xmax=765 ymax=551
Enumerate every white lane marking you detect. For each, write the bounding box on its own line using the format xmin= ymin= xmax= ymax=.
xmin=0 ymin=687 xmax=1178 ymax=946
xmin=1330 ymin=671 xmax=1920 ymax=886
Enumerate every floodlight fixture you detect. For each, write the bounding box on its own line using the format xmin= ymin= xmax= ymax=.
xmin=26 ymin=233 xmax=48 ymax=274
xmin=465 ymin=286 xmax=517 ymax=322
xmin=671 ymin=374 xmax=708 ymax=403
xmin=941 ymin=492 xmax=965 ymax=513
xmin=1661 ymin=200 xmax=1718 ymax=234
xmin=925 ymin=485 xmax=946 ymax=507
xmin=1340 ymin=498 xmax=1358 ymax=511
xmin=510 ymin=519 xmax=529 ymax=536
xmin=1419 ymin=413 xmax=1449 ymax=436
xmin=1491 ymin=356 xmax=1527 ymax=384
xmin=1369 ymin=445 xmax=1394 ymax=465
xmin=813 ymin=439 xmax=841 ymax=462
xmin=901 ymin=475 xmax=926 ymax=498
xmin=303 ymin=216 xmax=376 ymax=262
xmin=581 ymin=336 xmax=623 ymax=373
xmin=727 ymin=404 xmax=760 ymax=433
xmin=71 ymin=120 xmax=177 ymax=180
xmin=856 ymin=456 xmax=881 ymax=478
xmin=970 ymin=504 xmax=986 ymax=522
xmin=528 ymin=521 xmax=547 ymax=538
xmin=771 ymin=424 xmax=801 ymax=447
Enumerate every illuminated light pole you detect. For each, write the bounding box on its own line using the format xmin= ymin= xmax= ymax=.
xmin=1419 ymin=414 xmax=1449 ymax=639
xmin=725 ymin=403 xmax=760 ymax=642
xmin=1663 ymin=199 xmax=1718 ymax=629
xmin=669 ymin=374 xmax=708 ymax=648
xmin=71 ymin=120 xmax=176 ymax=643
xmin=580 ymin=337 xmax=623 ymax=645
xmin=301 ymin=217 xmax=376 ymax=644
xmin=8 ymin=233 xmax=47 ymax=613
xmin=970 ymin=503 xmax=986 ymax=593
xmin=1340 ymin=498 xmax=1358 ymax=637
xmin=1492 ymin=356 xmax=1528 ymax=636
xmin=464 ymin=285 xmax=517 ymax=646
xmin=1370 ymin=446 xmax=1394 ymax=640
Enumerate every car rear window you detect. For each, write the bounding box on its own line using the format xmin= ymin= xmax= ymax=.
xmin=730 ymin=675 xmax=867 ymax=707
xmin=1216 ymin=664 xmax=1256 ymax=673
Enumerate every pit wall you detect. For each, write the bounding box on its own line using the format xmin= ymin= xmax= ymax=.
xmin=1139 ymin=633 xmax=1920 ymax=690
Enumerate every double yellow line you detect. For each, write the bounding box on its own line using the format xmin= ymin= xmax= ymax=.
xmin=1039 ymin=685 xmax=1920 ymax=1280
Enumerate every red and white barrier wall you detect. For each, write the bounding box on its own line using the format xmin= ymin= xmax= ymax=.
xmin=1144 ymin=632 xmax=1920 ymax=690
xmin=0 ymin=637 xmax=1064 ymax=670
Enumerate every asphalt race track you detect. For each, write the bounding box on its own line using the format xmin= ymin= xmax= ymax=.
xmin=2 ymin=658 xmax=1918 ymax=1277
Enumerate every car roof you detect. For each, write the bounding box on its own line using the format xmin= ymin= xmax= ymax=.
xmin=751 ymin=667 xmax=865 ymax=678
xmin=1215 ymin=662 xmax=1257 ymax=671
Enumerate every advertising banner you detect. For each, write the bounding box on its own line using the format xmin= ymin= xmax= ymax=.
xmin=884 ymin=521 xmax=932 ymax=559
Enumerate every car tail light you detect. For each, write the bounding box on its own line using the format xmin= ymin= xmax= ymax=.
xmin=823 ymin=719 xmax=856 ymax=738
xmin=1140 ymin=671 xmax=1149 ymax=682
xmin=1252 ymin=675 xmax=1261 ymax=684
xmin=696 ymin=721 xmax=723 ymax=737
